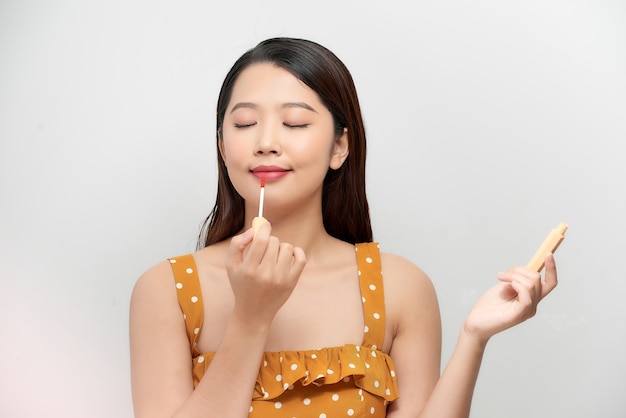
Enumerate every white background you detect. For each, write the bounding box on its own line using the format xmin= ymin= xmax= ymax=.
xmin=1 ymin=1 xmax=625 ymax=417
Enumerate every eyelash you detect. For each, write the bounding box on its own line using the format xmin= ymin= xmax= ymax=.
xmin=233 ymin=123 xmax=309 ymax=129
xmin=234 ymin=123 xmax=256 ymax=129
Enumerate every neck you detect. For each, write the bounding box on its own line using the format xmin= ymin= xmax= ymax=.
xmin=244 ymin=203 xmax=339 ymax=266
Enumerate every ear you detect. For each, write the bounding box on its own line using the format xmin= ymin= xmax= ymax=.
xmin=217 ymin=131 xmax=228 ymax=165
xmin=329 ymin=128 xmax=349 ymax=170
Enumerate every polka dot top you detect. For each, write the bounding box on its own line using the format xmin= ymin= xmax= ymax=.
xmin=168 ymin=242 xmax=399 ymax=417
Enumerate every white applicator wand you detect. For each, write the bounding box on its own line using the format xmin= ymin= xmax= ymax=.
xmin=252 ymin=177 xmax=266 ymax=236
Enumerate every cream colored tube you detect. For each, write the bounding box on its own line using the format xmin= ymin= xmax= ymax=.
xmin=252 ymin=216 xmax=266 ymax=236
xmin=527 ymin=222 xmax=568 ymax=272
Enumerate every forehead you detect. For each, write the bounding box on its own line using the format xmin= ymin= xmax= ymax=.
xmin=228 ymin=63 xmax=322 ymax=107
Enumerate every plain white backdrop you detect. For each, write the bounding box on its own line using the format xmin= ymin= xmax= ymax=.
xmin=1 ymin=1 xmax=625 ymax=416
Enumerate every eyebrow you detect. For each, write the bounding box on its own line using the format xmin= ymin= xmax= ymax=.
xmin=229 ymin=102 xmax=318 ymax=114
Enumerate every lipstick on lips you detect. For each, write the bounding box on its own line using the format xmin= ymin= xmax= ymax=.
xmin=251 ymin=165 xmax=290 ymax=181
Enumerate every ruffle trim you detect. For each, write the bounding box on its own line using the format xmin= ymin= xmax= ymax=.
xmin=192 ymin=344 xmax=399 ymax=402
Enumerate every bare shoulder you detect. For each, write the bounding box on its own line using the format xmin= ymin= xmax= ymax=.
xmin=379 ymin=252 xmax=440 ymax=333
xmin=131 ymin=259 xmax=177 ymax=304
xmin=380 ymin=252 xmax=436 ymax=296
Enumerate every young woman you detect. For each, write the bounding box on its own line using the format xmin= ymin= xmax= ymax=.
xmin=129 ymin=37 xmax=558 ymax=417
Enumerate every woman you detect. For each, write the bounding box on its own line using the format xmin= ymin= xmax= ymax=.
xmin=129 ymin=37 xmax=558 ymax=417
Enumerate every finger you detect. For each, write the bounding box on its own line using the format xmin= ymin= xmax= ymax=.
xmin=497 ymin=267 xmax=540 ymax=288
xmin=256 ymin=236 xmax=280 ymax=272
xmin=275 ymin=243 xmax=306 ymax=279
xmin=541 ymin=253 xmax=558 ymax=299
xmin=228 ymin=228 xmax=252 ymax=260
xmin=225 ymin=228 xmax=253 ymax=271
xmin=509 ymin=279 xmax=536 ymax=318
xmin=498 ymin=268 xmax=542 ymax=300
xmin=275 ymin=242 xmax=295 ymax=272
xmin=292 ymin=247 xmax=307 ymax=271
xmin=246 ymin=221 xmax=273 ymax=265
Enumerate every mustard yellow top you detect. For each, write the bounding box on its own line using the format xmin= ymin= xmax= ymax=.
xmin=168 ymin=242 xmax=399 ymax=417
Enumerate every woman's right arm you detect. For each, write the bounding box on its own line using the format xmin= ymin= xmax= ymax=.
xmin=130 ymin=223 xmax=306 ymax=418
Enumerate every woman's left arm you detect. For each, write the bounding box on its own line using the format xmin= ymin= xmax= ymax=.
xmin=385 ymin=253 xmax=558 ymax=418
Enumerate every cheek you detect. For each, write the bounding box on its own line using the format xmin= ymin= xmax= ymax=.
xmin=220 ymin=138 xmax=247 ymax=167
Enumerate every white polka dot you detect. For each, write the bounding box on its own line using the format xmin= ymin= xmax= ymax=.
xmin=303 ymin=398 xmax=311 ymax=405
xmin=370 ymin=407 xmax=376 ymax=414
xmin=356 ymin=346 xmax=361 ymax=351
xmin=320 ymin=414 xmax=327 ymax=418
xmin=364 ymin=325 xmax=369 ymax=333
xmin=249 ymin=406 xmax=253 ymax=413
xmin=332 ymin=394 xmax=339 ymax=401
xmin=290 ymin=364 xmax=298 ymax=371
xmin=373 ymin=312 xmax=380 ymax=319
xmin=176 ymin=282 xmax=183 ymax=289
xmin=193 ymin=327 xmax=199 ymax=335
xmin=197 ymin=356 xmax=204 ymax=363
xmin=374 ymin=380 xmax=380 ymax=388
xmin=183 ymin=314 xmax=187 ymax=320
xmin=264 ymin=360 xmax=268 ymax=367
xmin=386 ymin=388 xmax=391 ymax=395
xmin=371 ymin=351 xmax=377 ymax=357
xmin=280 ymin=356 xmax=283 ymax=362
xmin=365 ymin=257 xmax=373 ymax=263
xmin=186 ymin=267 xmax=193 ymax=274
xmin=348 ymin=409 xmax=355 ymax=416
xmin=327 ymin=368 xmax=334 ymax=374
xmin=362 ymin=296 xmax=366 ymax=303
xmin=348 ymin=363 xmax=356 ymax=369
xmin=191 ymin=296 xmax=198 ymax=303
xmin=276 ymin=374 xmax=282 ymax=382
xmin=357 ymin=270 xmax=362 ymax=276
xmin=372 ymin=345 xmax=377 ymax=350
xmin=359 ymin=389 xmax=363 ymax=395
xmin=283 ymin=383 xmax=289 ymax=389
xmin=365 ymin=362 xmax=370 ymax=369
xmin=274 ymin=402 xmax=282 ymax=409
xmin=169 ymin=259 xmax=177 ymax=264
xmin=390 ymin=370 xmax=396 ymax=377
xmin=369 ymin=284 xmax=376 ymax=291
xmin=311 ymin=354 xmax=317 ymax=359
xmin=263 ymin=391 xmax=269 ymax=399
xmin=317 ymin=374 xmax=324 ymax=379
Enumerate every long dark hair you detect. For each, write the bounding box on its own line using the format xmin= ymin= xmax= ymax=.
xmin=198 ymin=37 xmax=372 ymax=248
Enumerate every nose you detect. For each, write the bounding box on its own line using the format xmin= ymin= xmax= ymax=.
xmin=254 ymin=123 xmax=282 ymax=155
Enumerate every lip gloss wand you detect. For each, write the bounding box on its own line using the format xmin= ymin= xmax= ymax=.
xmin=252 ymin=177 xmax=266 ymax=236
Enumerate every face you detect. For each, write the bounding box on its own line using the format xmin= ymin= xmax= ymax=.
xmin=219 ymin=63 xmax=349 ymax=216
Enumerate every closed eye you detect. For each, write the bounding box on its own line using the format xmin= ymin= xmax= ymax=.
xmin=234 ymin=122 xmax=257 ymax=128
xmin=283 ymin=123 xmax=309 ymax=128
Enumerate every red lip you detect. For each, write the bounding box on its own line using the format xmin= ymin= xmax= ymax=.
xmin=251 ymin=165 xmax=290 ymax=181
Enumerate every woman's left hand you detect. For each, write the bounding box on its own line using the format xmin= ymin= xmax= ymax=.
xmin=463 ymin=253 xmax=558 ymax=345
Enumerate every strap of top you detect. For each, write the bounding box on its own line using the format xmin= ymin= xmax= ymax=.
xmin=355 ymin=242 xmax=386 ymax=349
xmin=168 ymin=254 xmax=203 ymax=357
xmin=168 ymin=243 xmax=387 ymax=353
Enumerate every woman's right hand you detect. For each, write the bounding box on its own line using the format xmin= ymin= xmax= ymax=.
xmin=225 ymin=219 xmax=307 ymax=325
